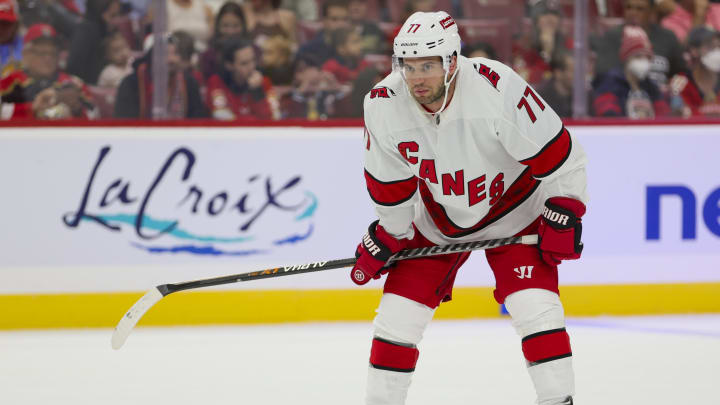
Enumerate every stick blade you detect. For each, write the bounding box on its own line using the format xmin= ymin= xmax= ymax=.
xmin=111 ymin=287 xmax=164 ymax=350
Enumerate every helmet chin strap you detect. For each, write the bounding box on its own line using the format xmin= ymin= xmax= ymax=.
xmin=425 ymin=58 xmax=459 ymax=115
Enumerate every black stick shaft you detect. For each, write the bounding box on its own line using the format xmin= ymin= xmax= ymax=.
xmin=157 ymin=235 xmax=533 ymax=296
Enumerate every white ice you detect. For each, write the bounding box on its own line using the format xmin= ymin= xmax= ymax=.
xmin=1 ymin=315 xmax=719 ymax=404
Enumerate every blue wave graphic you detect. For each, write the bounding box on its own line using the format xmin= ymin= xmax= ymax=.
xmin=274 ymin=223 xmax=314 ymax=245
xmin=85 ymin=214 xmax=254 ymax=243
xmin=131 ymin=243 xmax=266 ymax=256
xmin=295 ymin=192 xmax=318 ymax=221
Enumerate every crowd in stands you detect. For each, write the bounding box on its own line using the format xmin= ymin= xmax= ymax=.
xmin=3 ymin=0 xmax=720 ymax=121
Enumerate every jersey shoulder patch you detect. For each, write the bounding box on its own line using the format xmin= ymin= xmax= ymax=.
xmin=467 ymin=57 xmax=504 ymax=91
xmin=369 ymin=86 xmax=396 ymax=99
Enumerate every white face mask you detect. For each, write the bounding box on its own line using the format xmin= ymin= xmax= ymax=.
xmin=627 ymin=58 xmax=651 ymax=80
xmin=701 ymin=49 xmax=720 ymax=73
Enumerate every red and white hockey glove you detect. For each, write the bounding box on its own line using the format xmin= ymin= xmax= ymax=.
xmin=351 ymin=220 xmax=406 ymax=285
xmin=538 ymin=197 xmax=586 ymax=266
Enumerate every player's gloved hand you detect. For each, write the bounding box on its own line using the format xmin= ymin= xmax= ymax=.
xmin=538 ymin=197 xmax=586 ymax=265
xmin=351 ymin=220 xmax=406 ymax=285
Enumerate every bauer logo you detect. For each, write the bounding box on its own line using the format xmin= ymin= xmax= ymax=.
xmin=645 ymin=185 xmax=720 ymax=240
xmin=62 ymin=146 xmax=318 ymax=257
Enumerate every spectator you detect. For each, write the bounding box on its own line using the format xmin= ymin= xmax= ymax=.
xmin=260 ymin=34 xmax=294 ymax=86
xmin=348 ymin=0 xmax=387 ymax=54
xmin=66 ymin=0 xmax=123 ymax=85
xmin=537 ymin=50 xmax=575 ymax=118
xmin=200 ymin=1 xmax=247 ymax=79
xmin=296 ymin=0 xmax=350 ymax=65
xmin=98 ymin=31 xmax=133 ymax=89
xmin=164 ymin=0 xmax=213 ymax=52
xmin=661 ymin=0 xmax=720 ymax=43
xmin=114 ymin=32 xmax=206 ymax=118
xmin=670 ymin=27 xmax=720 ymax=116
xmin=322 ymin=27 xmax=370 ymax=84
xmin=280 ymin=52 xmax=344 ymax=119
xmin=170 ymin=30 xmax=203 ymax=86
xmin=0 ymin=0 xmax=21 ymax=76
xmin=243 ymin=0 xmax=297 ymax=46
xmin=513 ymin=0 xmax=570 ymax=85
xmin=339 ymin=65 xmax=383 ymax=118
xmin=462 ymin=41 xmax=498 ymax=60
xmin=1 ymin=24 xmax=97 ymax=120
xmin=206 ymin=36 xmax=279 ymax=120
xmin=594 ymin=0 xmax=686 ymax=93
xmin=592 ymin=26 xmax=671 ymax=118
xmin=280 ymin=0 xmax=317 ymax=22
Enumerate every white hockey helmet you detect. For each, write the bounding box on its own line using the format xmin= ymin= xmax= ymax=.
xmin=392 ymin=11 xmax=461 ymax=73
xmin=392 ymin=11 xmax=462 ymax=113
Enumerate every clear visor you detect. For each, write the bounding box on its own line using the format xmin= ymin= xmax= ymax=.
xmin=392 ymin=55 xmax=448 ymax=80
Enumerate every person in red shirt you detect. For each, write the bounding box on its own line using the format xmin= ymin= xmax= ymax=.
xmin=322 ymin=26 xmax=369 ymax=85
xmin=205 ymin=35 xmax=278 ymax=120
xmin=0 ymin=24 xmax=96 ymax=120
xmin=670 ymin=26 xmax=720 ymax=116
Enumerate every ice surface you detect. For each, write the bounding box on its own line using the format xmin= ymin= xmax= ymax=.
xmin=1 ymin=315 xmax=718 ymax=404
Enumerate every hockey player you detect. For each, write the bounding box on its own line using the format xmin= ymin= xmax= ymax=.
xmin=352 ymin=11 xmax=587 ymax=405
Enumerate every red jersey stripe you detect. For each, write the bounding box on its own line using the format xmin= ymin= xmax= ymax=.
xmin=419 ymin=167 xmax=540 ymax=238
xmin=520 ymin=126 xmax=572 ymax=179
xmin=521 ymin=328 xmax=572 ymax=364
xmin=364 ymin=170 xmax=418 ymax=206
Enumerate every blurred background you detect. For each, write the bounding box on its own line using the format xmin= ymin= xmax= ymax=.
xmin=5 ymin=0 xmax=720 ymax=121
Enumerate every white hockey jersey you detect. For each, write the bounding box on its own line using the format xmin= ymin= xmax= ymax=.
xmin=362 ymin=55 xmax=588 ymax=245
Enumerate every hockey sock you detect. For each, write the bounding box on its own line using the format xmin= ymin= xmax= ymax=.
xmin=370 ymin=337 xmax=419 ymax=372
xmin=366 ymin=337 xmax=419 ymax=405
xmin=521 ymin=327 xmax=572 ymax=366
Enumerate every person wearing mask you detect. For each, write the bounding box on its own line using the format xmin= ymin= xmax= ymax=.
xmin=670 ymin=26 xmax=720 ymax=116
xmin=296 ymin=0 xmax=350 ymax=65
xmin=592 ymin=25 xmax=671 ymax=118
xmin=594 ymin=0 xmax=686 ymax=93
xmin=1 ymin=24 xmax=97 ymax=120
xmin=66 ymin=0 xmax=123 ymax=85
xmin=205 ymin=36 xmax=278 ymax=120
xmin=114 ymin=31 xmax=206 ymax=118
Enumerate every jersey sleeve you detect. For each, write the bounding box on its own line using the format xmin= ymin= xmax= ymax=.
xmin=363 ymin=95 xmax=418 ymax=239
xmin=494 ymin=67 xmax=588 ymax=203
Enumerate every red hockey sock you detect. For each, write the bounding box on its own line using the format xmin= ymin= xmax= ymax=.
xmin=369 ymin=337 xmax=419 ymax=372
xmin=521 ymin=327 xmax=572 ymax=366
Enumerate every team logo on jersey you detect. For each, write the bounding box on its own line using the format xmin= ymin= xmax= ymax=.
xmin=370 ymin=86 xmax=395 ymax=99
xmin=439 ymin=16 xmax=455 ymax=29
xmin=475 ymin=63 xmax=501 ymax=89
xmin=514 ymin=266 xmax=534 ymax=279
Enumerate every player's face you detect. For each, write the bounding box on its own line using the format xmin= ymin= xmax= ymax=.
xmin=401 ymin=56 xmax=447 ymax=105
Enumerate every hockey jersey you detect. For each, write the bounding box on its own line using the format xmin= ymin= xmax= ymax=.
xmin=362 ymin=55 xmax=588 ymax=245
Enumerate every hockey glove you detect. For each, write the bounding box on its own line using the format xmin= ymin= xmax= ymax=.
xmin=538 ymin=197 xmax=586 ymax=266
xmin=351 ymin=220 xmax=406 ymax=285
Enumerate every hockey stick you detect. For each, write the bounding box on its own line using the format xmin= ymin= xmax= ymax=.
xmin=111 ymin=234 xmax=538 ymax=349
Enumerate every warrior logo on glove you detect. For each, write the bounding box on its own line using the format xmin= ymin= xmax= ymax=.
xmin=537 ymin=197 xmax=586 ymax=266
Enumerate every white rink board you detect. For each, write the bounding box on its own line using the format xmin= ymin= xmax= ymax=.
xmin=0 ymin=125 xmax=718 ymax=293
